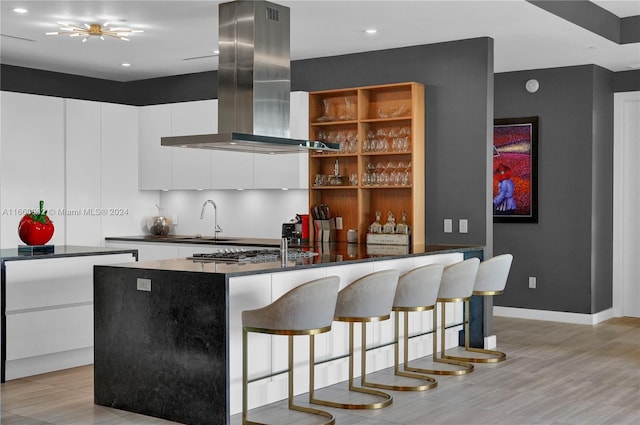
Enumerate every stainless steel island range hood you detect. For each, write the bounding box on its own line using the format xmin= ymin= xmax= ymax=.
xmin=161 ymin=0 xmax=338 ymax=154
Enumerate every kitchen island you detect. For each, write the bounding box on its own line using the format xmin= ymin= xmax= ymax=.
xmin=94 ymin=243 xmax=482 ymax=425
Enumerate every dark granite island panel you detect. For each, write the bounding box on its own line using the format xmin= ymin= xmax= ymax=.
xmin=94 ymin=245 xmax=483 ymax=425
xmin=94 ymin=267 xmax=227 ymax=425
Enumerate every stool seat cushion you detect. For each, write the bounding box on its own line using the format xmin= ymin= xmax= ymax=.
xmin=473 ymin=254 xmax=513 ymax=294
xmin=242 ymin=276 xmax=340 ymax=332
xmin=393 ymin=264 xmax=444 ymax=309
xmin=334 ymin=269 xmax=400 ymax=320
xmin=437 ymin=258 xmax=480 ymax=300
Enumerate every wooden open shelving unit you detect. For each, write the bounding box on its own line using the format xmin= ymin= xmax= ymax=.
xmin=308 ymin=82 xmax=425 ymax=247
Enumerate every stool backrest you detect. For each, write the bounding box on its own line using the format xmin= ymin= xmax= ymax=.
xmin=242 ymin=276 xmax=340 ymax=332
xmin=437 ymin=258 xmax=480 ymax=300
xmin=394 ymin=263 xmax=444 ymax=309
xmin=474 ymin=254 xmax=513 ymax=293
xmin=334 ymin=269 xmax=400 ymax=320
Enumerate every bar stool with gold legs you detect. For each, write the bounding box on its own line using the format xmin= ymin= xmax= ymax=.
xmin=363 ymin=264 xmax=443 ymax=392
xmin=446 ymin=253 xmax=513 ymax=364
xmin=407 ymin=258 xmax=479 ymax=376
xmin=242 ymin=276 xmax=340 ymax=425
xmin=310 ymin=269 xmax=400 ymax=410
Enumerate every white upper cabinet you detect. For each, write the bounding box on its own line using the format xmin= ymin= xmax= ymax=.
xmin=170 ymin=100 xmax=215 ymax=190
xmin=138 ymin=93 xmax=309 ymax=190
xmin=65 ymin=99 xmax=102 ymax=245
xmin=0 ymin=92 xmax=66 ymax=248
xmin=138 ymin=104 xmax=172 ymax=190
xmin=252 ymin=91 xmax=309 ymax=190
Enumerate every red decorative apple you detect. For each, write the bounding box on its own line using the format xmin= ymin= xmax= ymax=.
xmin=18 ymin=200 xmax=54 ymax=246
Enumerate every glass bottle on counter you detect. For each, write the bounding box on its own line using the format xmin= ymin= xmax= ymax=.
xmin=369 ymin=211 xmax=382 ymax=234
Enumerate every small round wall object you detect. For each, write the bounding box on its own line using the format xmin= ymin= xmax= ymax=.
xmin=525 ymin=79 xmax=540 ymax=93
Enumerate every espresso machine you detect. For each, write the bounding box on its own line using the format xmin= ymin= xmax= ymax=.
xmin=282 ymin=214 xmax=309 ymax=245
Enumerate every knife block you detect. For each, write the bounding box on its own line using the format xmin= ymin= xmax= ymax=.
xmin=314 ymin=219 xmax=336 ymax=242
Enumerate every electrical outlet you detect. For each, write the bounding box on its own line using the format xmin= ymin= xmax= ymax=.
xmin=137 ymin=278 xmax=152 ymax=292
xmin=444 ymin=219 xmax=453 ymax=233
xmin=528 ymin=276 xmax=536 ymax=289
xmin=459 ymin=219 xmax=468 ymax=233
xmin=172 ymin=215 xmax=179 ymax=226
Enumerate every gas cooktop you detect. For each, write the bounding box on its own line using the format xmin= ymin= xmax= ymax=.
xmin=188 ymin=248 xmax=317 ymax=263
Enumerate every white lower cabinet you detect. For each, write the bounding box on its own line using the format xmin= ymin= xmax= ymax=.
xmin=228 ymin=253 xmax=464 ymax=415
xmin=4 ymin=252 xmax=137 ymax=380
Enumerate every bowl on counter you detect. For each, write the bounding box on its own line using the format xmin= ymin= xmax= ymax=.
xmin=146 ymin=216 xmax=173 ymax=236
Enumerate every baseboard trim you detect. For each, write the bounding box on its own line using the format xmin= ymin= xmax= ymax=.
xmin=494 ymin=306 xmax=615 ymax=325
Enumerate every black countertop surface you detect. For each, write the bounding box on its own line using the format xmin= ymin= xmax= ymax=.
xmin=0 ymin=245 xmax=139 ymax=262
xmin=102 ymin=241 xmax=483 ymax=277
xmin=105 ymin=235 xmax=287 ymax=247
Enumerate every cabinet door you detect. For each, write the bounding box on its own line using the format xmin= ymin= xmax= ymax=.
xmin=171 ymin=100 xmax=215 ymax=190
xmin=0 ymin=92 xmax=65 ymax=248
xmin=65 ymin=99 xmax=103 ymax=245
xmin=138 ymin=104 xmax=172 ymax=190
xmin=101 ymin=103 xmax=158 ymax=237
xmin=252 ymin=92 xmax=309 ymax=189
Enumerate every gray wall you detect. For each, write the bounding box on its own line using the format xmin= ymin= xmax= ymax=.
xmin=494 ymin=65 xmax=614 ymax=314
xmin=292 ymin=38 xmax=494 ymax=248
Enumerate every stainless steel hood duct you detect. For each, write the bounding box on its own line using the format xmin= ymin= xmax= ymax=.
xmin=161 ymin=0 xmax=338 ymax=154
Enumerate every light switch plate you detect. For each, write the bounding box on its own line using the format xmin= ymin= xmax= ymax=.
xmin=459 ymin=219 xmax=468 ymax=233
xmin=444 ymin=219 xmax=453 ymax=233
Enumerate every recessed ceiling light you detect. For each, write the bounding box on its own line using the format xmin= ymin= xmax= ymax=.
xmin=13 ymin=8 xmax=28 ymax=14
xmin=365 ymin=29 xmax=377 ymax=35
xmin=121 ymin=63 xmax=131 ymax=67
xmin=213 ymin=50 xmax=220 ymax=56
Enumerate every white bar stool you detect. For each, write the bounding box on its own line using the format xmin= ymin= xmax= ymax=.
xmin=309 ymin=269 xmax=399 ymax=410
xmin=414 ymin=258 xmax=479 ymax=375
xmin=446 ymin=253 xmax=513 ymax=363
xmin=363 ymin=264 xmax=443 ymax=391
xmin=242 ymin=276 xmax=340 ymax=425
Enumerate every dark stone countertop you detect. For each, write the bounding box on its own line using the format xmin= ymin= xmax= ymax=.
xmin=0 ymin=245 xmax=139 ymax=263
xmin=102 ymin=242 xmax=484 ymax=277
xmin=105 ymin=235 xmax=286 ymax=247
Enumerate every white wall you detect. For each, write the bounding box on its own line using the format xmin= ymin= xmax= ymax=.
xmin=159 ymin=189 xmax=308 ymax=239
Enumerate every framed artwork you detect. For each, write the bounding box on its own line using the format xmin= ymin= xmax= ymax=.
xmin=493 ymin=116 xmax=538 ymax=223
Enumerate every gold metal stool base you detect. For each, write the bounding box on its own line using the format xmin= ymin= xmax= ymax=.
xmin=442 ymin=298 xmax=506 ymax=364
xmin=310 ymin=322 xmax=393 ymax=410
xmin=406 ymin=301 xmax=474 ymax=376
xmin=362 ymin=311 xmax=437 ymax=391
xmin=243 ymin=332 xmax=335 ymax=425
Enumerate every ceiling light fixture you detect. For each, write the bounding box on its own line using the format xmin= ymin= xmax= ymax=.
xmin=46 ymin=21 xmax=143 ymax=42
xmin=365 ymin=28 xmax=378 ymax=34
xmin=121 ymin=63 xmax=131 ymax=67
xmin=13 ymin=8 xmax=28 ymax=14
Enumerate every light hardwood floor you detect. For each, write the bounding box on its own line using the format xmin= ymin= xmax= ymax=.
xmin=2 ymin=316 xmax=638 ymax=425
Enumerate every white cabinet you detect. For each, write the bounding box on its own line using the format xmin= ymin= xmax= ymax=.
xmin=252 ymin=92 xmax=309 ymax=189
xmin=0 ymin=92 xmax=66 ymax=247
xmin=138 ymin=93 xmax=310 ymax=190
xmin=101 ymin=103 xmax=157 ymax=237
xmin=170 ymin=100 xmax=216 ymax=190
xmin=4 ymin=252 xmax=137 ymax=380
xmin=65 ymin=99 xmax=102 ymax=245
xmin=138 ymin=104 xmax=172 ymax=190
xmin=138 ymin=100 xmax=216 ymax=190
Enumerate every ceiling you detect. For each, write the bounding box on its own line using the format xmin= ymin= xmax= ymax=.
xmin=1 ymin=0 xmax=639 ymax=82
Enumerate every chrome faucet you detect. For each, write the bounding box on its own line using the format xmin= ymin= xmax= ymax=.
xmin=200 ymin=200 xmax=223 ymax=240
